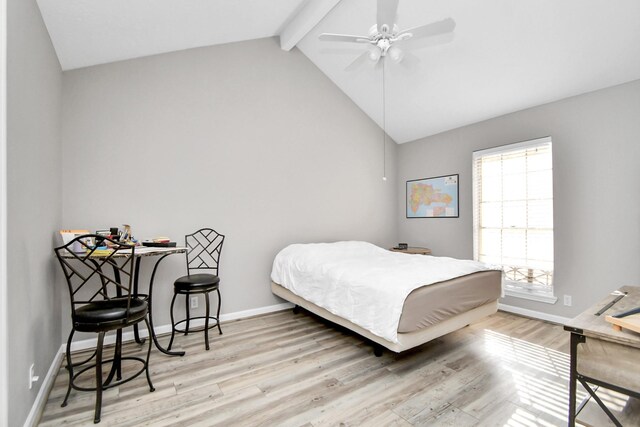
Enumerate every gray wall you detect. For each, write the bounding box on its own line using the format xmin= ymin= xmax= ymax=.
xmin=61 ymin=37 xmax=398 ymax=331
xmin=398 ymin=79 xmax=640 ymax=318
xmin=6 ymin=0 xmax=62 ymax=425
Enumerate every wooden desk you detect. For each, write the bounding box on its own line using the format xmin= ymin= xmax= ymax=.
xmin=564 ymin=286 xmax=640 ymax=426
xmin=389 ymin=246 xmax=432 ymax=255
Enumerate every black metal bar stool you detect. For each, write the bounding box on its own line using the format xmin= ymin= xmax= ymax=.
xmin=168 ymin=228 xmax=225 ymax=351
xmin=54 ymin=235 xmax=155 ymax=424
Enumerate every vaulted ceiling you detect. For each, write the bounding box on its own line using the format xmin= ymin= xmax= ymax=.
xmin=38 ymin=0 xmax=640 ymax=143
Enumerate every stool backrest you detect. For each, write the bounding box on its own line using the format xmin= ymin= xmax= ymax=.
xmin=54 ymin=234 xmax=136 ymax=318
xmin=185 ymin=228 xmax=225 ymax=276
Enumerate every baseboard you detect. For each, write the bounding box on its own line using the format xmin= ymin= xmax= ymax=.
xmin=23 ymin=350 xmax=64 ymax=427
xmin=222 ymin=302 xmax=294 ymax=320
xmin=498 ymin=303 xmax=571 ymax=325
xmin=68 ymin=301 xmax=294 ymax=352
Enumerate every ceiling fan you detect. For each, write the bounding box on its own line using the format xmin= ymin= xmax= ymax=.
xmin=319 ymin=0 xmax=456 ymax=69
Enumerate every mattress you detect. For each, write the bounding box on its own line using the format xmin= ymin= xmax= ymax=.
xmin=271 ymin=241 xmax=502 ymax=343
xmin=398 ymin=270 xmax=502 ymax=333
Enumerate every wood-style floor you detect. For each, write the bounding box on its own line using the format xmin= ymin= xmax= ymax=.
xmin=38 ymin=309 xmax=639 ymax=426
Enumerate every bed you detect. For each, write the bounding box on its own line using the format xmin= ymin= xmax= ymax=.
xmin=271 ymin=241 xmax=502 ymax=355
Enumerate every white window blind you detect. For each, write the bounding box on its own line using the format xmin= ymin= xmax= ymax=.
xmin=473 ymin=137 xmax=554 ymax=296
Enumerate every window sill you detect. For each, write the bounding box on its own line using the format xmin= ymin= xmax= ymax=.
xmin=503 ymin=287 xmax=558 ymax=304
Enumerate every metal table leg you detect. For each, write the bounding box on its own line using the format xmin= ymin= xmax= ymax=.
xmin=132 ymin=259 xmax=146 ymax=344
xmin=147 ymin=253 xmax=185 ymax=357
xmin=568 ymin=332 xmax=581 ymax=427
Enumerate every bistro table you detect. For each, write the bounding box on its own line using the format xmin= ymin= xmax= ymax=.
xmin=62 ymin=245 xmax=187 ymax=357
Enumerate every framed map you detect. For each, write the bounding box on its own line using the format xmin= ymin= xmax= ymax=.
xmin=406 ymin=174 xmax=459 ymax=218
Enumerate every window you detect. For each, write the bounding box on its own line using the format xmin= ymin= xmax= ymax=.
xmin=473 ymin=137 xmax=555 ymax=303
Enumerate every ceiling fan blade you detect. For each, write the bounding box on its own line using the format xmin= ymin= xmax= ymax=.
xmin=344 ymin=50 xmax=372 ymax=72
xmin=319 ymin=33 xmax=370 ymax=43
xmin=377 ymin=0 xmax=399 ymax=31
xmin=398 ymin=17 xmax=456 ymax=40
xmin=320 ymin=47 xmax=370 ymax=55
xmin=399 ymin=51 xmax=420 ymax=69
xmin=400 ymin=32 xmax=455 ymax=51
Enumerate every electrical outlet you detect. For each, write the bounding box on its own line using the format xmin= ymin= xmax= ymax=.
xmin=563 ymin=295 xmax=572 ymax=306
xmin=28 ymin=364 xmax=39 ymax=389
xmin=190 ymin=296 xmax=198 ymax=309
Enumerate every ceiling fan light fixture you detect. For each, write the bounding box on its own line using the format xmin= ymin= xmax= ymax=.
xmin=368 ymin=47 xmax=381 ymax=62
xmin=388 ymin=46 xmax=404 ymax=63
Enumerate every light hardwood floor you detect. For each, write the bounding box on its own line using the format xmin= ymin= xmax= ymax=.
xmin=38 ymin=310 xmax=638 ymax=426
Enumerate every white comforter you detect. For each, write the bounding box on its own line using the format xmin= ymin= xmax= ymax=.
xmin=271 ymin=241 xmax=500 ymax=343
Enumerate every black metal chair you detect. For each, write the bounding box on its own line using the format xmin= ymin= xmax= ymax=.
xmin=168 ymin=228 xmax=224 ymax=351
xmin=54 ymin=234 xmax=154 ymax=424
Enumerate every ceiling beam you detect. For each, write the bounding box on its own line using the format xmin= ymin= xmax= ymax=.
xmin=279 ymin=0 xmax=341 ymax=51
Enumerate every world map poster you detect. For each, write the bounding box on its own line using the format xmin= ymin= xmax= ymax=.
xmin=406 ymin=174 xmax=459 ymax=218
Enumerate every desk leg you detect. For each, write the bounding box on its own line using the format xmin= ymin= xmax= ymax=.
xmin=578 ymin=377 xmax=623 ymax=427
xmin=568 ymin=332 xmax=581 ymax=427
xmin=147 ymin=253 xmax=185 ymax=357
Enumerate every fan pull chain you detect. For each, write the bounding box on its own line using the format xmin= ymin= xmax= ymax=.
xmin=382 ymin=58 xmax=387 ymax=181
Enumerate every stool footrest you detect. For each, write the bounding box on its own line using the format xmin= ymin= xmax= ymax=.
xmin=69 ymin=356 xmax=149 ymax=392
xmin=172 ymin=316 xmax=220 ymax=334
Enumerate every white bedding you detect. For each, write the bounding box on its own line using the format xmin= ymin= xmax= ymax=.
xmin=271 ymin=241 xmax=501 ymax=343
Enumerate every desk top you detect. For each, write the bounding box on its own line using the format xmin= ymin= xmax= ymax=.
xmin=133 ymin=246 xmax=186 ymax=257
xmin=61 ymin=246 xmax=187 ymax=258
xmin=564 ymin=285 xmax=640 ymax=349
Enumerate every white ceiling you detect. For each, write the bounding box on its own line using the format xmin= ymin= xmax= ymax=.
xmin=37 ymin=0 xmax=309 ymax=70
xmin=38 ymin=0 xmax=640 ymax=143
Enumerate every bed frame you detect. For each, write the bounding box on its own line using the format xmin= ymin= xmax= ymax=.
xmin=271 ymin=281 xmax=498 ymax=355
